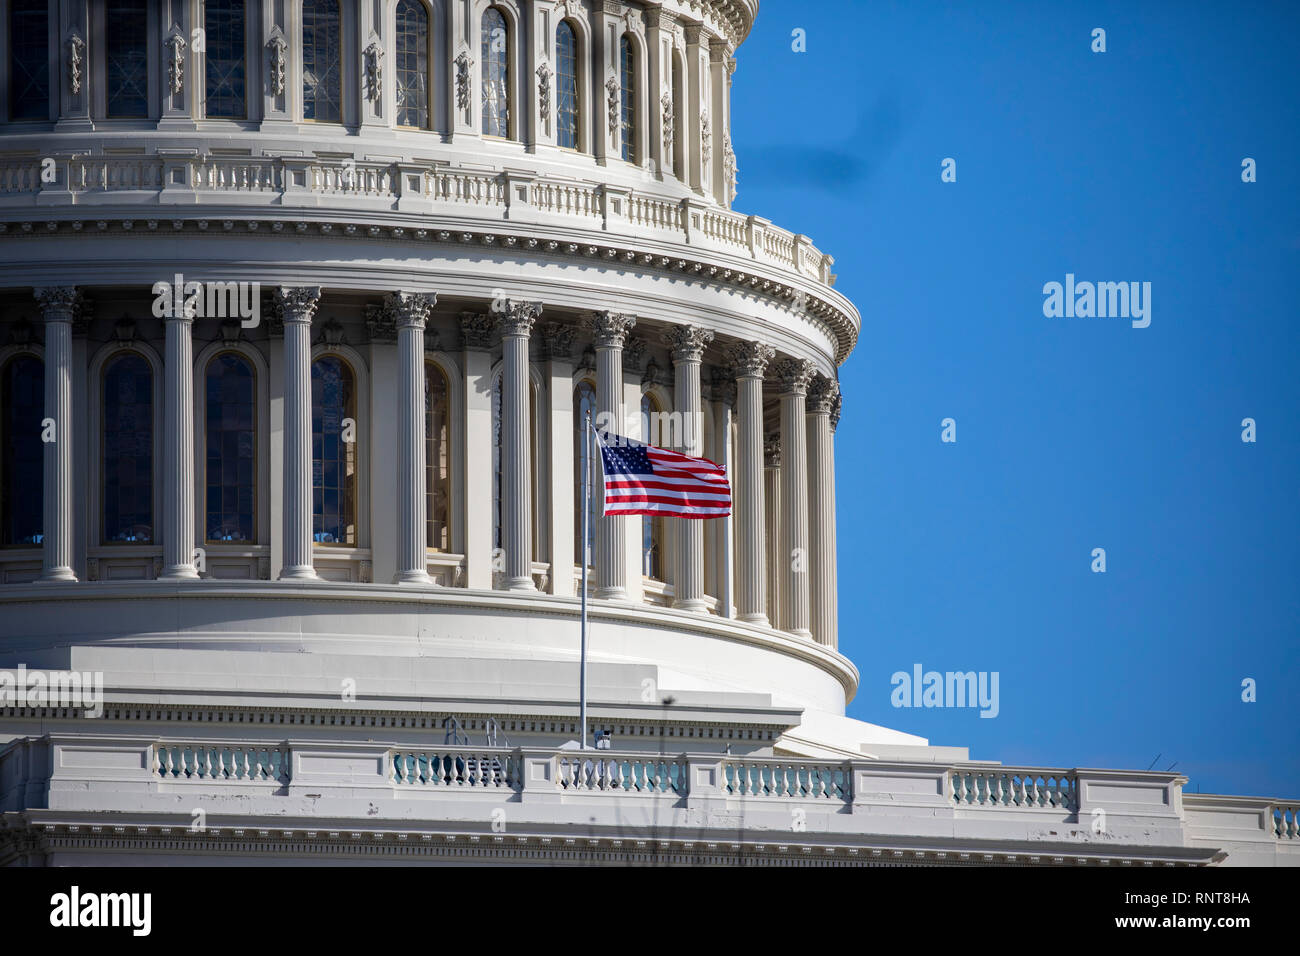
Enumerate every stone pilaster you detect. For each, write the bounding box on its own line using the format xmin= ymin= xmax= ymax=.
xmin=763 ymin=433 xmax=782 ymax=628
xmin=665 ymin=324 xmax=714 ymax=612
xmin=590 ymin=311 xmax=637 ymax=599
xmin=728 ymin=341 xmax=773 ymax=624
xmin=34 ymin=288 xmax=78 ymax=583
xmin=160 ymin=294 xmax=198 ymax=580
xmin=774 ymin=357 xmax=815 ymax=638
xmin=393 ymin=292 xmax=437 ymax=584
xmin=498 ymin=301 xmax=542 ymax=591
xmin=710 ymin=367 xmax=737 ymax=618
xmin=807 ymin=374 xmax=840 ymax=648
xmin=276 ymin=286 xmax=322 ymax=581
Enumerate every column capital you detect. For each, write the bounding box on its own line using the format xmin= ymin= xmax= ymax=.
xmin=389 ymin=291 xmax=437 ymax=330
xmin=588 ymin=311 xmax=637 ymax=349
xmin=459 ymin=312 xmax=495 ymax=350
xmin=498 ymin=300 xmax=543 ymax=338
xmin=726 ymin=340 xmax=774 ymax=378
xmin=830 ymin=390 xmax=843 ymax=432
xmin=275 ymin=286 xmax=322 ymax=325
xmin=663 ymin=324 xmax=714 ymax=363
xmin=807 ymin=374 xmax=840 ymax=414
xmin=764 ymin=433 xmax=781 ymax=468
xmin=34 ymin=287 xmax=80 ymax=321
xmin=773 ymin=357 xmax=816 ymax=395
xmin=542 ymin=322 xmax=577 ymax=360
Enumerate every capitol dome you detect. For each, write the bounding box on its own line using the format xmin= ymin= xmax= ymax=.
xmin=0 ymin=0 xmax=1294 ymax=868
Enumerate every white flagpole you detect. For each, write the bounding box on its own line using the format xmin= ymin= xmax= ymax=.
xmin=580 ymin=412 xmax=592 ymax=750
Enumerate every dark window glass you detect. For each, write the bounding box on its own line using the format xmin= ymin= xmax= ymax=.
xmin=573 ymin=380 xmax=597 ymax=567
xmin=204 ymin=0 xmax=246 ymax=119
xmin=395 ymin=0 xmax=430 ymax=129
xmin=311 ymin=356 xmax=355 ymax=545
xmin=103 ymin=353 xmax=153 ymax=543
xmin=0 ymin=355 xmax=43 ymax=546
xmin=425 ymin=362 xmax=450 ymax=551
xmin=556 ymin=22 xmax=578 ymax=150
xmin=619 ymin=35 xmax=635 ymax=162
xmin=204 ymin=353 xmax=256 ymax=543
xmin=106 ymin=0 xmax=149 ymax=118
xmin=9 ymin=0 xmax=49 ymax=121
xmin=481 ymin=7 xmax=509 ymax=137
xmin=302 ymin=0 xmax=342 ymax=122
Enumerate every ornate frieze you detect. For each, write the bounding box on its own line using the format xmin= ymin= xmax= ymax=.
xmin=772 ymin=357 xmax=815 ymax=395
xmin=663 ymin=324 xmax=714 ymax=362
xmin=726 ymin=341 xmax=775 ymax=379
xmin=459 ymin=312 xmax=494 ymax=351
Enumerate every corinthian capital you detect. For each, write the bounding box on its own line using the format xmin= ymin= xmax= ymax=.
xmin=772 ymin=357 xmax=816 ymax=395
xmin=663 ymin=324 xmax=714 ymax=363
xmin=806 ymin=374 xmax=840 ymax=414
xmin=388 ymin=291 xmax=436 ymax=330
xmin=34 ymin=287 xmax=80 ymax=321
xmin=589 ymin=311 xmax=637 ymax=349
xmin=726 ymin=340 xmax=774 ymax=379
xmin=763 ymin=434 xmax=781 ymax=468
xmin=275 ymin=286 xmax=322 ymax=325
xmin=459 ymin=311 xmax=494 ymax=350
xmin=497 ymin=300 xmax=542 ymax=338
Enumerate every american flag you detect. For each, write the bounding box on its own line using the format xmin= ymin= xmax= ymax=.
xmin=595 ymin=431 xmax=732 ymax=518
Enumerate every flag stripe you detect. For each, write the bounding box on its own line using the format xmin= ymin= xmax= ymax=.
xmin=596 ymin=430 xmax=732 ymax=519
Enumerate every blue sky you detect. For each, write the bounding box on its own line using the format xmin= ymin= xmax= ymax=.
xmin=730 ymin=0 xmax=1299 ymax=797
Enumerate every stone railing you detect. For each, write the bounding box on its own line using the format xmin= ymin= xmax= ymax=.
xmin=0 ymin=155 xmax=835 ymax=288
xmin=391 ymin=748 xmax=520 ymax=788
xmin=724 ymin=756 xmax=850 ymax=799
xmin=1273 ymin=804 xmax=1300 ymax=840
xmin=152 ymin=742 xmax=290 ymax=784
xmin=951 ymin=767 xmax=1078 ymax=810
xmin=556 ymin=753 xmax=687 ymax=793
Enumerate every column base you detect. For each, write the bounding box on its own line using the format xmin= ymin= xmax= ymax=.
xmin=594 ymin=587 xmax=626 ymax=601
xmin=35 ymin=567 xmax=78 ymax=584
xmin=394 ymin=570 xmax=436 ymax=586
xmin=504 ymin=576 xmax=537 ymax=591
xmin=789 ymin=628 xmax=813 ymax=641
xmin=673 ymin=598 xmax=709 ymax=613
xmin=158 ymin=566 xmax=200 ymax=581
xmin=278 ymin=566 xmax=320 ymax=581
xmin=739 ymin=612 xmax=770 ymax=627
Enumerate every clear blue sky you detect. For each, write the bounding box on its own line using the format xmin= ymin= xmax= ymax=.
xmin=731 ymin=0 xmax=1299 ymax=797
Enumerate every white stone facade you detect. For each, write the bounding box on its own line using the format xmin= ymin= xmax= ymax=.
xmin=0 ymin=0 xmax=1294 ymax=866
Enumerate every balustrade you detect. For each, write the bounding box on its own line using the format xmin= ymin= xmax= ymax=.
xmin=951 ymin=768 xmax=1077 ymax=810
xmin=153 ymin=743 xmax=289 ymax=784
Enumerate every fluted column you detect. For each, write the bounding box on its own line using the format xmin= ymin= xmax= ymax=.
xmin=665 ymin=325 xmax=714 ymax=612
xmin=160 ymin=296 xmax=198 ymax=580
xmin=775 ymin=358 xmax=815 ymax=638
xmin=276 ymin=287 xmax=321 ymax=581
xmin=393 ymin=292 xmax=437 ymax=584
xmin=727 ymin=341 xmax=773 ymax=624
xmin=590 ymin=311 xmax=637 ymax=600
xmin=499 ymin=301 xmax=541 ymax=591
xmin=34 ymin=288 xmax=77 ymax=583
xmin=763 ymin=435 xmax=782 ymax=627
xmin=807 ymin=374 xmax=840 ymax=648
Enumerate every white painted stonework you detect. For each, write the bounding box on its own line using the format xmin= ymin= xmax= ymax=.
xmin=0 ymin=0 xmax=1295 ymax=867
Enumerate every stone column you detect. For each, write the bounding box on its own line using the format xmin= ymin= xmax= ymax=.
xmin=498 ymin=301 xmax=541 ymax=591
xmin=160 ymin=293 xmax=198 ymax=580
xmin=727 ymin=342 xmax=773 ymax=624
xmin=34 ymin=288 xmax=77 ymax=583
xmin=763 ymin=434 xmax=782 ymax=627
xmin=807 ymin=374 xmax=840 ymax=648
xmin=590 ymin=311 xmax=636 ymax=600
xmin=393 ymin=292 xmax=437 ymax=584
xmin=775 ymin=358 xmax=815 ymax=639
xmin=276 ymin=287 xmax=321 ymax=581
xmin=460 ymin=312 xmax=495 ymax=589
xmin=665 ymin=325 xmax=714 ymax=612
xmin=710 ymin=368 xmax=737 ymax=618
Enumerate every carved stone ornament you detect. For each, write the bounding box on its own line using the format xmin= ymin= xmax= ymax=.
xmin=389 ymin=291 xmax=436 ymax=330
xmin=274 ymin=286 xmax=321 ymax=325
xmin=661 ymin=92 xmax=674 ymax=158
xmin=701 ymin=110 xmax=711 ymax=166
xmin=763 ymin=434 xmax=781 ymax=468
xmin=497 ymin=300 xmax=542 ymax=338
xmin=365 ymin=300 xmax=398 ymax=342
xmin=165 ymin=28 xmax=187 ymax=95
xmin=622 ymin=336 xmax=647 ymax=373
xmin=773 ymin=357 xmax=816 ymax=395
xmin=542 ymin=322 xmax=576 ymax=360
xmin=455 ymin=51 xmax=473 ymax=113
xmin=363 ymin=40 xmax=384 ymax=104
xmin=606 ymin=76 xmax=620 ymax=136
xmin=589 ymin=311 xmax=637 ymax=349
xmin=723 ymin=134 xmax=738 ymax=203
xmin=662 ymin=324 xmax=714 ymax=362
xmin=536 ymin=63 xmax=552 ymax=131
xmin=806 ymin=374 xmax=840 ymax=414
xmin=267 ymin=29 xmax=288 ymax=97
xmin=726 ymin=341 xmax=775 ymax=379
xmin=68 ymin=31 xmax=86 ymax=95
xmin=459 ymin=312 xmax=494 ymax=351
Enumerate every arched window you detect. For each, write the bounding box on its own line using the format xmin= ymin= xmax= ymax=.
xmin=102 ymin=353 xmax=153 ymax=544
xmin=311 ymin=355 xmax=356 ymax=545
xmin=640 ymin=392 xmax=664 ymax=580
xmin=555 ymin=21 xmax=579 ymax=150
xmin=204 ymin=353 xmax=256 ymax=543
xmin=619 ymin=35 xmax=636 ymax=162
xmin=0 ymin=354 xmax=43 ymax=546
xmin=425 ymin=361 xmax=450 ymax=551
xmin=9 ymin=0 xmax=49 ymax=121
xmin=106 ymin=0 xmax=149 ymax=118
xmin=302 ymin=0 xmax=342 ymax=123
xmin=395 ymin=0 xmax=430 ymax=129
xmin=492 ymin=374 xmax=537 ymax=559
xmin=480 ymin=7 xmax=510 ymax=137
xmin=204 ymin=0 xmax=246 ymax=119
xmin=573 ymin=380 xmax=597 ymax=567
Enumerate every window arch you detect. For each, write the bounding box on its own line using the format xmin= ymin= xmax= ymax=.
xmin=491 ymin=372 xmax=538 ymax=561
xmin=395 ymin=0 xmax=431 ymax=129
xmin=0 ymin=353 xmax=43 ymax=547
xmin=573 ymin=379 xmax=597 ymax=567
xmin=640 ymin=391 xmax=665 ymax=580
xmin=311 ymin=355 xmax=356 ymax=545
xmin=556 ymin=21 xmax=579 ymax=150
xmin=302 ymin=0 xmax=342 ymax=123
xmin=102 ymin=352 xmax=153 ymax=544
xmin=425 ymin=360 xmax=451 ymax=551
xmin=204 ymin=353 xmax=256 ymax=544
xmin=480 ymin=7 xmax=510 ymax=137
xmin=204 ymin=0 xmax=247 ymax=119
xmin=619 ymin=34 xmax=636 ymax=162
xmin=9 ymin=0 xmax=49 ymax=121
xmin=105 ymin=0 xmax=149 ymax=118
